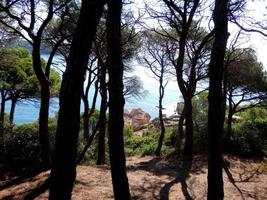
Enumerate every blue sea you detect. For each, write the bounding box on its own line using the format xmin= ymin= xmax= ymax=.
xmin=5 ymin=56 xmax=182 ymax=124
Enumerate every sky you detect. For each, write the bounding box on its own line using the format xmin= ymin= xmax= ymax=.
xmin=132 ymin=0 xmax=267 ymax=67
xmin=127 ymin=0 xmax=267 ymax=117
xmin=8 ymin=0 xmax=267 ymax=121
xmin=242 ymin=1 xmax=267 ymax=69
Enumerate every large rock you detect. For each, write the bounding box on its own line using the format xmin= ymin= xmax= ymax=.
xmin=124 ymin=108 xmax=151 ymax=131
xmin=124 ymin=109 xmax=132 ymax=124
xmin=151 ymin=114 xmax=179 ymax=127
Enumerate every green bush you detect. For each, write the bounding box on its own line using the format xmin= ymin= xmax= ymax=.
xmin=192 ymin=92 xmax=209 ymax=153
xmin=124 ymin=123 xmax=134 ymax=139
xmin=125 ymin=134 xmax=156 ymax=156
xmin=124 ymin=126 xmax=174 ymax=156
xmin=3 ymin=117 xmax=57 ymax=172
xmin=4 ymin=123 xmax=39 ymax=164
xmin=164 ymin=127 xmax=177 ymax=147
xmin=77 ymin=135 xmax=100 ymax=165
xmin=230 ymin=122 xmax=267 ymax=156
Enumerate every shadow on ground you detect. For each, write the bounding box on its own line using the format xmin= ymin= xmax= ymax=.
xmin=128 ymin=154 xmax=207 ymax=200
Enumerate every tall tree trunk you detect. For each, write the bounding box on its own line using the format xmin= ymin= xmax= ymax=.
xmin=175 ymin=107 xmax=185 ymax=152
xmin=226 ymin=111 xmax=233 ymax=139
xmin=0 ymin=92 xmax=6 ymax=129
xmin=222 ymin=66 xmax=228 ymax=123
xmin=176 ymin=40 xmax=194 ymax=156
xmin=207 ymin=0 xmax=229 ymax=199
xmin=49 ymin=1 xmax=104 ymax=199
xmin=155 ymin=102 xmax=165 ymax=156
xmin=0 ymin=91 xmax=6 ymax=160
xmin=226 ymin=92 xmax=233 ymax=140
xmin=97 ymin=61 xmax=107 ymax=165
xmin=32 ymin=39 xmax=51 ymax=169
xmin=85 ymin=79 xmax=99 ymax=140
xmin=225 ymin=107 xmax=233 ymax=151
xmin=171 ymin=0 xmax=199 ymax=157
xmin=82 ymin=67 xmax=98 ymax=141
xmin=9 ymin=97 xmax=17 ymax=128
xmin=183 ymin=97 xmax=194 ymax=155
xmin=155 ymin=77 xmax=165 ymax=156
xmin=39 ymin=86 xmax=51 ymax=169
xmin=82 ymin=97 xmax=90 ymax=141
xmin=107 ymin=0 xmax=131 ymax=199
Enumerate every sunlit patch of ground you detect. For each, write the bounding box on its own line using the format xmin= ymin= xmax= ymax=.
xmin=1 ymin=155 xmax=266 ymax=200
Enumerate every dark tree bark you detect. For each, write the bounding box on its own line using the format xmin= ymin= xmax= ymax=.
xmin=9 ymin=97 xmax=17 ymax=128
xmin=183 ymin=30 xmax=214 ymax=155
xmin=97 ymin=58 xmax=108 ymax=165
xmin=85 ymin=78 xmax=99 ymax=140
xmin=141 ymin=32 xmax=168 ymax=156
xmin=226 ymin=91 xmax=233 ymax=140
xmin=162 ymin=0 xmax=200 ymax=156
xmin=183 ymin=97 xmax=194 ymax=155
xmin=176 ymin=34 xmax=194 ymax=156
xmin=175 ymin=107 xmax=185 ymax=152
xmin=82 ymin=98 xmax=90 ymax=141
xmin=49 ymin=1 xmax=104 ymax=199
xmin=39 ymin=84 xmax=51 ymax=169
xmin=31 ymin=17 xmax=53 ymax=170
xmin=161 ymin=0 xmax=213 ymax=156
xmin=0 ymin=91 xmax=6 ymax=129
xmin=82 ymin=81 xmax=99 ymax=142
xmin=222 ymin=63 xmax=228 ymax=124
xmin=155 ymin=69 xmax=166 ymax=156
xmin=76 ymin=121 xmax=100 ymax=165
xmin=0 ymin=91 xmax=6 ymax=159
xmin=82 ymin=59 xmax=99 ymax=141
xmin=223 ymin=56 xmax=230 ymax=146
xmin=0 ymin=0 xmax=71 ymax=169
xmin=207 ymin=0 xmax=229 ymax=199
xmin=107 ymin=0 xmax=131 ymax=199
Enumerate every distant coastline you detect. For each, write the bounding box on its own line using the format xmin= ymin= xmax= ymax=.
xmin=2 ymin=46 xmax=180 ymax=124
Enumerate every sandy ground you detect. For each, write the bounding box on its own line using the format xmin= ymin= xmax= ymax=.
xmin=0 ymin=155 xmax=266 ymax=200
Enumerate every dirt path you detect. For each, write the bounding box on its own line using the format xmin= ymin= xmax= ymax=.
xmin=1 ymin=156 xmax=266 ymax=200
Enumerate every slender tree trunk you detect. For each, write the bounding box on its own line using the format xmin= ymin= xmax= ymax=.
xmin=155 ymin=77 xmax=165 ymax=156
xmin=171 ymin=0 xmax=199 ymax=157
xmin=226 ymin=92 xmax=233 ymax=140
xmin=9 ymin=97 xmax=17 ymax=128
xmin=32 ymin=39 xmax=51 ymax=169
xmin=83 ymin=79 xmax=98 ymax=142
xmin=97 ymin=61 xmax=107 ymax=165
xmin=107 ymin=0 xmax=131 ymax=199
xmin=175 ymin=107 xmax=185 ymax=152
xmin=82 ymin=67 xmax=98 ymax=141
xmin=222 ymin=66 xmax=228 ymax=123
xmin=227 ymin=112 xmax=233 ymax=139
xmin=0 ymin=92 xmax=6 ymax=129
xmin=207 ymin=0 xmax=229 ymax=199
xmin=155 ymin=103 xmax=165 ymax=156
xmin=176 ymin=49 xmax=194 ymax=156
xmin=225 ymin=108 xmax=233 ymax=151
xmin=49 ymin=1 xmax=104 ymax=199
xmin=39 ymin=86 xmax=51 ymax=169
xmin=183 ymin=97 xmax=194 ymax=155
xmin=0 ymin=92 xmax=6 ymax=160
xmin=225 ymin=99 xmax=233 ymax=151
xmin=82 ymin=97 xmax=90 ymax=141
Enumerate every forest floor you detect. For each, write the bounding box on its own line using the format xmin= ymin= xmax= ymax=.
xmin=0 ymin=155 xmax=267 ymax=200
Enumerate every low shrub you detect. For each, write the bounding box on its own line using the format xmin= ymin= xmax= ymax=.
xmin=229 ymin=122 xmax=267 ymax=156
xmin=4 ymin=123 xmax=39 ymax=165
xmin=124 ymin=126 xmax=174 ymax=156
xmin=2 ymin=118 xmax=57 ymax=173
